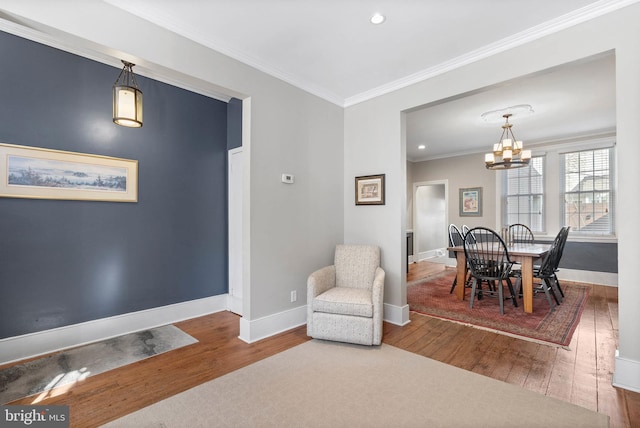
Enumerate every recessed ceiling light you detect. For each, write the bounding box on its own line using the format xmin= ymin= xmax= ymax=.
xmin=418 ymin=145 xmax=426 ymax=150
xmin=370 ymin=13 xmax=385 ymax=25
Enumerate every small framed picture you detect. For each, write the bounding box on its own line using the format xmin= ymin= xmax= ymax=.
xmin=459 ymin=187 xmax=482 ymax=216
xmin=355 ymin=174 xmax=385 ymax=205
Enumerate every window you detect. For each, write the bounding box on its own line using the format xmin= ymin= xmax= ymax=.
xmin=560 ymin=147 xmax=615 ymax=236
xmin=503 ymin=156 xmax=544 ymax=232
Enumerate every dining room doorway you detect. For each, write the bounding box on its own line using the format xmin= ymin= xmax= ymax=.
xmin=413 ymin=180 xmax=448 ymax=263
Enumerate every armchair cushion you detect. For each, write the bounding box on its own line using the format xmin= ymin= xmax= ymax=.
xmin=312 ymin=287 xmax=373 ymax=317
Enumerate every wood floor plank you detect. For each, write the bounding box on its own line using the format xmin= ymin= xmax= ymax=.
xmin=522 ymin=343 xmax=558 ymax=395
xmin=412 ymin=317 xmax=466 ymax=358
xmin=593 ymin=283 xmax=629 ymax=427
xmin=504 ymin=340 xmax=539 ymax=388
xmin=625 ymin=390 xmax=640 ymax=428
xmin=444 ymin=328 xmax=497 ymax=372
xmin=543 ymin=322 xmax=578 ymax=403
xmin=571 ymin=288 xmax=598 ymax=411
xmin=470 ymin=333 xmax=513 ymax=379
xmin=407 ymin=260 xmax=447 ymax=282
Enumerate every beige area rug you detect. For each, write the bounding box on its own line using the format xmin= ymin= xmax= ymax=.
xmin=104 ymin=340 xmax=609 ymax=428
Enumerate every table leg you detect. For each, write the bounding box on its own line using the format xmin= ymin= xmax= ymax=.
xmin=522 ymin=256 xmax=534 ymax=313
xmin=455 ymin=251 xmax=466 ymax=300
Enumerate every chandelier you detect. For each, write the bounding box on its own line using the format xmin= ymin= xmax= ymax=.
xmin=484 ymin=113 xmax=531 ymax=170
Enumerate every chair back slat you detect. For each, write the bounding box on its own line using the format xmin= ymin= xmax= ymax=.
xmin=463 ymin=227 xmax=512 ymax=280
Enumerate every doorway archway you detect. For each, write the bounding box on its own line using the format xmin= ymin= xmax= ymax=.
xmin=412 ymin=180 xmax=448 ymax=262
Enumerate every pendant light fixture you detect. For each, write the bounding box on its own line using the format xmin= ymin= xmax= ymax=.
xmin=112 ymin=60 xmax=143 ymax=128
xmin=484 ymin=113 xmax=531 ymax=169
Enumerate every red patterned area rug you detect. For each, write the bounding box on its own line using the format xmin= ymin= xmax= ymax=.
xmin=407 ymin=270 xmax=589 ymax=347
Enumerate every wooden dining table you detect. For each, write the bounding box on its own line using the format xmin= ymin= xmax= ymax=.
xmin=447 ymin=243 xmax=550 ymax=313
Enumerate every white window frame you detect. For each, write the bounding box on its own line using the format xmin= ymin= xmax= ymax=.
xmin=497 ymin=136 xmax=617 ymax=243
xmin=502 ymin=156 xmax=545 ymax=233
xmin=559 ymin=146 xmax=616 ymax=237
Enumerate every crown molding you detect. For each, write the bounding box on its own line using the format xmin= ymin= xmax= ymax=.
xmin=111 ymin=0 xmax=638 ymax=108
xmin=344 ymin=0 xmax=640 ymax=107
xmin=5 ymin=0 xmax=638 ymax=108
xmin=103 ymin=0 xmax=345 ymax=106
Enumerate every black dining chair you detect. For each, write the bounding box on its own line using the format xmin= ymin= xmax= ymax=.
xmin=508 ymin=223 xmax=534 ymax=244
xmin=448 ymin=224 xmax=469 ymax=293
xmin=507 ymin=223 xmax=534 ymax=278
xmin=552 ymin=226 xmax=570 ymax=298
xmin=463 ymin=227 xmax=518 ymax=315
xmin=514 ymin=227 xmax=565 ymax=310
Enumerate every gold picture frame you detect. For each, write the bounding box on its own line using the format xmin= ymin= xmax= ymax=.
xmin=0 ymin=143 xmax=138 ymax=202
xmin=355 ymin=174 xmax=385 ymax=205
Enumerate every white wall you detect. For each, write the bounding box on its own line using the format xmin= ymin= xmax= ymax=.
xmin=345 ymin=4 xmax=640 ymax=391
xmin=0 ymin=1 xmax=344 ymax=342
xmin=410 ymin=155 xmax=499 ymax=230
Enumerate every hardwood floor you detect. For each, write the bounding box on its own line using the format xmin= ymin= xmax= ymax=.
xmin=3 ymin=261 xmax=639 ymax=427
xmin=406 ymin=258 xmax=447 ymax=282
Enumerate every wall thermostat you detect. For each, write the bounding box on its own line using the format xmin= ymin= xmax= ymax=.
xmin=281 ymin=173 xmax=295 ymax=184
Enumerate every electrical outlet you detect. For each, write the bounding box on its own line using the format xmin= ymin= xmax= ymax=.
xmin=290 ymin=290 xmax=297 ymax=302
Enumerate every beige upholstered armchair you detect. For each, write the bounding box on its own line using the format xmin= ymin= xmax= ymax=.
xmin=307 ymin=244 xmax=385 ymax=345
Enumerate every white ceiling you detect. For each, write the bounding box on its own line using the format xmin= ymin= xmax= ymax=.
xmin=101 ymin=0 xmax=625 ymax=160
xmin=405 ymin=52 xmax=616 ymax=161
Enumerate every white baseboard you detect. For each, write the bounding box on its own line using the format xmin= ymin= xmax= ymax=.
xmin=238 ymin=305 xmax=307 ymax=344
xmin=383 ymin=303 xmax=410 ymax=326
xmin=416 ymin=248 xmax=447 ymax=262
xmin=0 ymin=294 xmax=228 ymax=365
xmin=613 ymin=350 xmax=640 ymax=392
xmin=238 ymin=302 xmax=411 ymax=344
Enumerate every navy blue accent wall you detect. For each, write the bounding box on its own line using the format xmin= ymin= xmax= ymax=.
xmin=536 ymin=239 xmax=617 ymax=273
xmin=560 ymin=242 xmax=617 ymax=273
xmin=227 ymin=98 xmax=243 ymax=150
xmin=0 ymin=31 xmax=229 ymax=339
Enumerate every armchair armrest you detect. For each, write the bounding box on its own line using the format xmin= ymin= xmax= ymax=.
xmin=372 ymin=267 xmax=385 ymax=314
xmin=371 ymin=266 xmax=385 ymax=345
xmin=307 ymin=265 xmax=336 ymax=302
xmin=307 ymin=265 xmax=336 ymax=337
